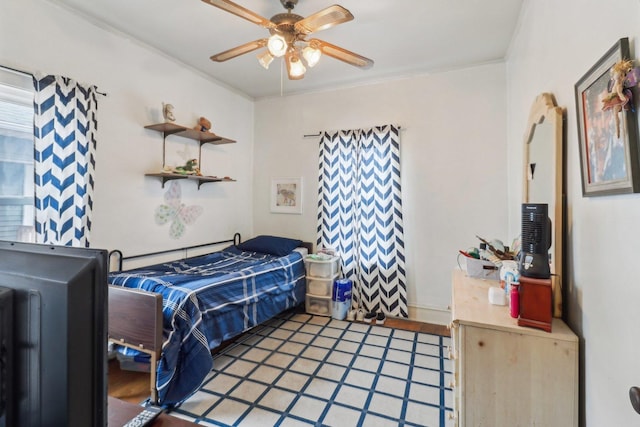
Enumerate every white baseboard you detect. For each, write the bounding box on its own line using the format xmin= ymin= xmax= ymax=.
xmin=407 ymin=304 xmax=451 ymax=325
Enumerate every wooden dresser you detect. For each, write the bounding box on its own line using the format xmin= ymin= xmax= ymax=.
xmin=449 ymin=269 xmax=578 ymax=426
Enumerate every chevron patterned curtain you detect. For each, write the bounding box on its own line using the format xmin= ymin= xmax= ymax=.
xmin=317 ymin=125 xmax=407 ymax=317
xmin=32 ymin=75 xmax=98 ymax=247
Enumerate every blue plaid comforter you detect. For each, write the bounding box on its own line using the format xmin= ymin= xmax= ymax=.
xmin=108 ymin=246 xmax=306 ymax=406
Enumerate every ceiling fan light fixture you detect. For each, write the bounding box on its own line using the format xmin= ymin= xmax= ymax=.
xmin=257 ymin=50 xmax=274 ymax=69
xmin=267 ymin=34 xmax=288 ymax=57
xmin=205 ymin=0 xmax=375 ymax=81
xmin=287 ymin=53 xmax=306 ymax=78
xmin=302 ymin=45 xmax=321 ymax=67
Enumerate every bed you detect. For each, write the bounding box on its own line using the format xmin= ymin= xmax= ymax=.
xmin=107 ymin=234 xmax=310 ymax=406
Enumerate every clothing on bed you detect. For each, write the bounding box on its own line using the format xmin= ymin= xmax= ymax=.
xmin=108 ymin=245 xmax=306 ymax=406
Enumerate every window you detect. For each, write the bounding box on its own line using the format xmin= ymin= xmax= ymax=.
xmin=0 ymin=69 xmax=34 ymax=241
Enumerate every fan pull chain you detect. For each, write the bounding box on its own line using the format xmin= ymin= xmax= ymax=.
xmin=280 ymin=58 xmax=284 ymax=97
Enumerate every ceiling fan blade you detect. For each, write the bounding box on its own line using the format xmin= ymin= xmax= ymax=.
xmin=210 ymin=39 xmax=267 ymax=62
xmin=295 ymin=5 xmax=354 ymax=34
xmin=309 ymin=38 xmax=374 ymax=69
xmin=201 ymin=0 xmax=275 ymax=29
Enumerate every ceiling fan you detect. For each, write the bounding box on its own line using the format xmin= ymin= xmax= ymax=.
xmin=202 ymin=0 xmax=374 ymax=80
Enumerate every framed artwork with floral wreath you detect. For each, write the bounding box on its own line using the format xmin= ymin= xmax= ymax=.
xmin=575 ymin=37 xmax=640 ymax=196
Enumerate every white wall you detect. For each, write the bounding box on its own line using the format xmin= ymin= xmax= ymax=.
xmin=1 ymin=0 xmax=255 ymax=266
xmin=506 ymin=1 xmax=640 ymax=425
xmin=254 ymin=64 xmax=508 ymax=323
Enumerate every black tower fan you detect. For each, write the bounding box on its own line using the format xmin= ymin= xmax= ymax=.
xmin=519 ymin=203 xmax=551 ymax=279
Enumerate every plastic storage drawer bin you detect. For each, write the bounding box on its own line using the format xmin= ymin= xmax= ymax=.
xmin=304 ymin=256 xmax=340 ymax=278
xmin=306 ymin=274 xmax=338 ymax=297
xmin=305 ymin=294 xmax=332 ymax=316
xmin=116 ymin=352 xmax=151 ymax=373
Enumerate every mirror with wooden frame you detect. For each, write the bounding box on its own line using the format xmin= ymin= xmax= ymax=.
xmin=523 ymin=93 xmax=564 ymax=317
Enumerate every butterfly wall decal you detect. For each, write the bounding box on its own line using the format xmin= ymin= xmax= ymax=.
xmin=155 ymin=181 xmax=203 ymax=239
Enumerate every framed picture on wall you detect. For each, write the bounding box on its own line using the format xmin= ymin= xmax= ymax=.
xmin=270 ymin=177 xmax=303 ymax=214
xmin=575 ymin=37 xmax=640 ymax=196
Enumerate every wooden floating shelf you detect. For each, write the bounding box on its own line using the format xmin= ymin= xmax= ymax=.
xmin=144 ymin=122 xmax=237 ymax=189
xmin=145 ymin=172 xmax=236 ymax=189
xmin=144 ymin=123 xmax=235 ymax=145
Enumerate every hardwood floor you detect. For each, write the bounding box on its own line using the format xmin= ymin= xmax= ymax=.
xmin=108 ymin=359 xmax=152 ymax=404
xmin=385 ymin=316 xmax=450 ymax=336
xmin=108 ymin=316 xmax=450 ymax=404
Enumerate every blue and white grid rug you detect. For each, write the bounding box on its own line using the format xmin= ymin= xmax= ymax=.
xmin=170 ymin=311 xmax=454 ymax=426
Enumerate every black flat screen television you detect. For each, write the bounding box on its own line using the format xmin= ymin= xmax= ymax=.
xmin=0 ymin=240 xmax=108 ymax=427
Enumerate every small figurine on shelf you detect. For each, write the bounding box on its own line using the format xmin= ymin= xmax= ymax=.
xmin=194 ymin=116 xmax=212 ymax=133
xmin=162 ymin=102 xmax=176 ymax=122
xmin=173 ymin=159 xmax=201 ymax=176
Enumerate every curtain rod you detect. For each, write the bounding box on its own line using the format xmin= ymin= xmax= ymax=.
xmin=303 ymin=125 xmax=404 ymax=139
xmin=0 ymin=64 xmax=108 ymax=97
